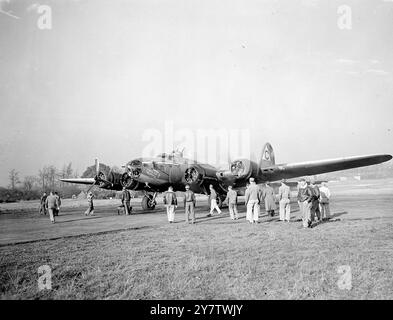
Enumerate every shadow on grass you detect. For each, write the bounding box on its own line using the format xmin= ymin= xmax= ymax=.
xmin=330 ymin=211 xmax=349 ymax=219
xmin=57 ymin=216 xmax=104 ymax=223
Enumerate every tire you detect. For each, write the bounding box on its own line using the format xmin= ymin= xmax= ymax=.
xmin=142 ymin=195 xmax=156 ymax=210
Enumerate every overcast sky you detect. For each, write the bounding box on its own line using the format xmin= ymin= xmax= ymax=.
xmin=0 ymin=0 xmax=392 ymax=186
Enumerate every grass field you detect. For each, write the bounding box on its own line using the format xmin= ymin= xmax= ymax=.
xmin=1 ymin=215 xmax=392 ymax=299
xmin=1 ymin=179 xmax=393 ymax=299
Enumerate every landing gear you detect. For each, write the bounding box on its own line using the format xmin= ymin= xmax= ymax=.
xmin=141 ymin=192 xmax=157 ymax=210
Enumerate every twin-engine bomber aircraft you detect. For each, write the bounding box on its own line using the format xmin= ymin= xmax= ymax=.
xmin=61 ymin=143 xmax=392 ymax=210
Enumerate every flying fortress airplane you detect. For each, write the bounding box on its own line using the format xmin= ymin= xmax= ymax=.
xmin=60 ymin=143 xmax=392 ymax=210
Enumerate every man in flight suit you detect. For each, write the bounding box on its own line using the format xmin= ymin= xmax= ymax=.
xmin=84 ymin=192 xmax=94 ymax=216
xmin=278 ymin=179 xmax=291 ymax=222
xmin=183 ymin=184 xmax=196 ymax=224
xmin=297 ymin=179 xmax=313 ymax=228
xmin=224 ymin=185 xmax=238 ymax=220
xmin=245 ymin=178 xmax=262 ymax=224
xmin=164 ymin=186 xmax=177 ymax=223
xmin=121 ymin=187 xmax=132 ymax=215
xmin=262 ymin=181 xmax=276 ymax=217
xmin=309 ymin=179 xmax=321 ymax=222
xmin=39 ymin=192 xmax=47 ymax=215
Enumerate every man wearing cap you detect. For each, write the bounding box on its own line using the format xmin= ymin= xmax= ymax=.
xmin=278 ymin=179 xmax=291 ymax=222
xmin=121 ymin=187 xmax=132 ymax=215
xmin=297 ymin=178 xmax=313 ymax=228
xmin=319 ymin=182 xmax=331 ymax=220
xmin=224 ymin=185 xmax=238 ymax=220
xmin=163 ymin=186 xmax=177 ymax=223
xmin=85 ymin=192 xmax=94 ymax=216
xmin=245 ymin=177 xmax=262 ymax=223
xmin=208 ymin=184 xmax=221 ymax=216
xmin=183 ymin=184 xmax=196 ymax=224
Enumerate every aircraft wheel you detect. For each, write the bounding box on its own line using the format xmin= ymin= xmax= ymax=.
xmin=142 ymin=195 xmax=156 ymax=210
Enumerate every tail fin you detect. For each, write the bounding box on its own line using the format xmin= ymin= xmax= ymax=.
xmin=259 ymin=142 xmax=275 ymax=168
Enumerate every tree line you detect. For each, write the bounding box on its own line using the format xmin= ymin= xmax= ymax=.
xmin=1 ymin=163 xmax=120 ymax=203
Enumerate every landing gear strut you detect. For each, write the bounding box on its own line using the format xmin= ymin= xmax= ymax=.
xmin=142 ymin=192 xmax=157 ymax=210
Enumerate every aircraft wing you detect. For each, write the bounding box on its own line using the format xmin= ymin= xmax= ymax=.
xmin=259 ymin=154 xmax=392 ymax=181
xmin=60 ymin=178 xmax=95 ymax=185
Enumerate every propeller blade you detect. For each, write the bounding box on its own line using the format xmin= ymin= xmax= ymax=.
xmin=95 ymin=158 xmax=99 ymax=176
xmin=86 ymin=182 xmax=96 ymax=194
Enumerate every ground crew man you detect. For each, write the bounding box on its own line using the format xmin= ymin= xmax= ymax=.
xmin=262 ymin=181 xmax=276 ymax=217
xmin=245 ymin=178 xmax=262 ymax=223
xmin=297 ymin=179 xmax=313 ymax=228
xmin=278 ymin=179 xmax=291 ymax=222
xmin=309 ymin=179 xmax=321 ymax=222
xmin=45 ymin=191 xmax=58 ymax=224
xmin=319 ymin=182 xmax=331 ymax=220
xmin=163 ymin=186 xmax=177 ymax=223
xmin=121 ymin=187 xmax=132 ymax=215
xmin=183 ymin=184 xmax=196 ymax=224
xmin=224 ymin=185 xmax=238 ymax=220
xmin=208 ymin=184 xmax=221 ymax=216
xmin=54 ymin=192 xmax=61 ymax=216
xmin=39 ymin=192 xmax=47 ymax=215
xmin=84 ymin=192 xmax=94 ymax=216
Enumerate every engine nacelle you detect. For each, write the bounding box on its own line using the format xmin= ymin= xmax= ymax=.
xmin=96 ymin=171 xmax=124 ymax=190
xmin=229 ymin=159 xmax=259 ymax=180
xmin=184 ymin=165 xmax=218 ymax=185
xmin=120 ymin=172 xmax=140 ymax=190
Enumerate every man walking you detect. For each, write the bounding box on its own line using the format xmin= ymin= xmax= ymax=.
xmin=39 ymin=192 xmax=47 ymax=215
xmin=208 ymin=184 xmax=221 ymax=216
xmin=224 ymin=185 xmax=238 ymax=220
xmin=278 ymin=179 xmax=291 ymax=222
xmin=84 ymin=192 xmax=94 ymax=216
xmin=319 ymin=182 xmax=331 ymax=220
xmin=45 ymin=191 xmax=58 ymax=224
xmin=245 ymin=178 xmax=262 ymax=224
xmin=121 ymin=187 xmax=132 ymax=215
xmin=262 ymin=181 xmax=276 ymax=217
xmin=164 ymin=186 xmax=177 ymax=223
xmin=297 ymin=178 xmax=313 ymax=228
xmin=183 ymin=184 xmax=196 ymax=224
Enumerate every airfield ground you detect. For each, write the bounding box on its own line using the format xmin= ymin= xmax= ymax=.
xmin=0 ymin=179 xmax=392 ymax=299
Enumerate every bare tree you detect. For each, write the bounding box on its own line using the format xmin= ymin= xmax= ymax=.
xmin=47 ymin=165 xmax=57 ymax=190
xmin=38 ymin=167 xmax=48 ymax=191
xmin=23 ymin=176 xmax=37 ymax=191
xmin=8 ymin=169 xmax=20 ymax=190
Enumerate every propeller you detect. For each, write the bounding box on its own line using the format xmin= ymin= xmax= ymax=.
xmin=85 ymin=158 xmax=113 ymax=194
xmin=85 ymin=158 xmax=99 ymax=194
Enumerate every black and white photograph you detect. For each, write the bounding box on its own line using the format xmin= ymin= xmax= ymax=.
xmin=0 ymin=0 xmax=392 ymax=305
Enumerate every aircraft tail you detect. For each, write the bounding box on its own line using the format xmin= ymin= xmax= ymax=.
xmin=259 ymin=142 xmax=275 ymax=168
